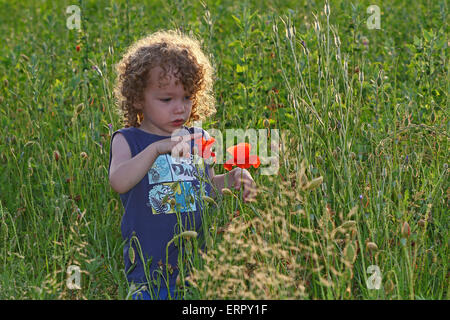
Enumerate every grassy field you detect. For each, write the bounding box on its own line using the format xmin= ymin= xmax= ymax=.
xmin=0 ymin=0 xmax=448 ymax=299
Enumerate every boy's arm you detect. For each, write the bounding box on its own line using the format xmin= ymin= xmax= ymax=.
xmin=109 ymin=133 xmax=160 ymax=194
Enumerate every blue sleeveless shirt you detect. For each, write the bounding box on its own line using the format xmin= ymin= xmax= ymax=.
xmin=108 ymin=126 xmax=213 ymax=289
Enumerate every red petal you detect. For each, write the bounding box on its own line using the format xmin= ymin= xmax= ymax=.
xmin=236 ymin=163 xmax=252 ymax=169
xmin=223 ymin=163 xmax=234 ymax=171
xmin=223 ymin=158 xmax=236 ymax=171
xmin=231 ymin=143 xmax=251 ymax=164
xmin=205 ymin=137 xmax=215 ymax=147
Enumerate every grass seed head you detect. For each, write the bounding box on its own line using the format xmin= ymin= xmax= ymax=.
xmin=401 ymin=221 xmax=411 ymax=238
xmin=179 ymin=231 xmax=198 ymax=239
xmin=303 ymin=176 xmax=323 ymax=191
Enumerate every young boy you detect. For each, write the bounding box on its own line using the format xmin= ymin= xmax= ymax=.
xmin=108 ymin=30 xmax=257 ymax=300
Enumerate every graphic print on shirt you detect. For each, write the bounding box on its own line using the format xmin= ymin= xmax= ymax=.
xmin=147 ymin=154 xmax=207 ymax=215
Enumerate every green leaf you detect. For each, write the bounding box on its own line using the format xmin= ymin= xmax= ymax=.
xmin=129 ymin=246 xmax=135 ymax=264
xmin=228 ymin=39 xmax=242 ymax=48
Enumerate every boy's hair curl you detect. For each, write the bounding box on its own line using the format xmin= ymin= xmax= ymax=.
xmin=114 ymin=30 xmax=216 ymax=128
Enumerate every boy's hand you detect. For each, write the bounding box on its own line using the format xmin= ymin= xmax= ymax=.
xmin=155 ymin=132 xmax=203 ymax=159
xmin=229 ymin=168 xmax=257 ymax=203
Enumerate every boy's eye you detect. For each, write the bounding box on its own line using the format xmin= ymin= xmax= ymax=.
xmin=160 ymin=98 xmax=171 ymax=102
xmin=184 ymin=96 xmax=192 ymax=100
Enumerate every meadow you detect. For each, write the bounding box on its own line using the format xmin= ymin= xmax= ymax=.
xmin=0 ymin=0 xmax=448 ymax=299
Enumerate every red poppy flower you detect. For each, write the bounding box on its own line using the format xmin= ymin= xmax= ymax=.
xmin=194 ymin=137 xmax=216 ymax=162
xmin=76 ymin=45 xmax=81 ymax=52
xmin=223 ymin=142 xmax=260 ymax=171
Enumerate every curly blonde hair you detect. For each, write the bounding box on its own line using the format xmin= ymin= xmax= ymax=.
xmin=114 ymin=30 xmax=216 ymax=128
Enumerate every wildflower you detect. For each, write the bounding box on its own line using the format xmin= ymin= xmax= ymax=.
xmin=303 ymin=176 xmax=323 ymax=191
xmin=54 ymin=150 xmax=61 ymax=161
xmin=76 ymin=45 xmax=81 ymax=52
xmin=194 ymin=136 xmax=216 ymax=162
xmin=223 ymin=142 xmax=260 ymax=171
xmin=221 ymin=188 xmax=234 ymax=196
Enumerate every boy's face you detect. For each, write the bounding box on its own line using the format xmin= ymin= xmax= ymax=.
xmin=136 ymin=66 xmax=193 ymax=136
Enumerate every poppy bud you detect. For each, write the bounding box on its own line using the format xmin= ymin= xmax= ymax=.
xmin=263 ymin=119 xmax=270 ymax=128
xmin=128 ymin=246 xmax=135 ymax=264
xmin=385 ymin=278 xmax=394 ymax=294
xmin=401 ymin=221 xmax=411 ymax=238
xmin=54 ymin=150 xmax=60 ymax=161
